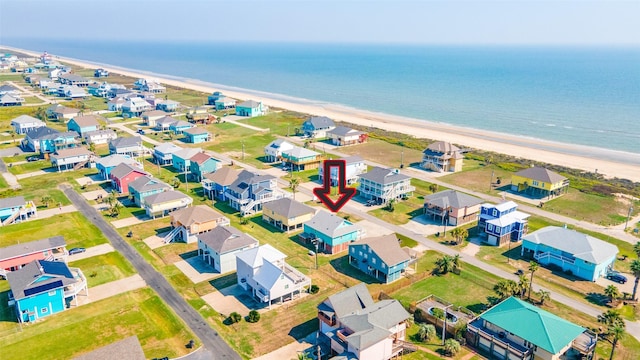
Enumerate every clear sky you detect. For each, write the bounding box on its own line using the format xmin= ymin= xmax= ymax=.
xmin=1 ymin=0 xmax=638 ymax=45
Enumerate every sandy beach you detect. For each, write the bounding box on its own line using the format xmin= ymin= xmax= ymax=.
xmin=5 ymin=46 xmax=640 ymax=182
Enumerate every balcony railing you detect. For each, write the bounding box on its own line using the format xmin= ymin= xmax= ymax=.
xmin=467 ymin=322 xmax=532 ymax=359
xmin=534 ymin=251 xmax=575 ymax=265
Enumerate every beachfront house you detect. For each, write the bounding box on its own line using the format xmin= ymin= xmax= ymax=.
xmin=7 ymin=260 xmax=87 ymax=323
xmin=235 ymin=100 xmax=265 ymax=117
xmin=67 ymin=115 xmax=102 ymax=136
xmin=0 ymin=196 xmax=37 ymax=227
xmin=94 ymin=68 xmax=109 ymax=78
xmin=153 ymin=142 xmax=182 ymax=165
xmin=128 ymin=176 xmax=172 ymax=207
xmin=23 ymin=127 xmax=78 ymax=154
xmin=165 ymin=205 xmax=230 ymax=244
xmin=58 ymin=85 xmax=89 ymax=99
xmin=327 ymin=126 xmax=368 ymax=146
xmin=466 ymin=297 xmax=596 ymax=360
xmin=10 ymin=115 xmax=45 ymax=135
xmin=121 ymin=98 xmax=153 ymax=117
xmin=188 ymin=152 xmax=220 ymax=181
xmin=236 ymin=244 xmax=311 ymax=308
xmin=478 ymin=201 xmax=530 ymax=246
xmin=0 ymin=236 xmax=67 ymax=278
xmin=317 ymin=283 xmax=410 ymax=360
xmin=511 ymin=166 xmax=570 ymax=199
xmin=0 ymin=84 xmax=20 ymax=96
xmin=202 ymin=167 xmax=251 ymax=201
xmin=521 ymin=226 xmax=618 ymax=282
xmin=207 ymin=91 xmax=224 ymax=105
xmin=58 ymin=73 xmax=90 ymax=87
xmin=281 ymin=146 xmax=324 ymax=171
xmin=169 ymin=120 xmax=193 ymax=134
xmin=142 ymin=191 xmax=193 ymax=219
xmin=83 ymin=129 xmax=117 ymax=145
xmin=155 ymin=115 xmax=179 ymax=132
xmin=423 ymin=190 xmax=483 ymax=226
xmin=358 ymin=167 xmax=415 ymax=204
xmin=300 ymin=211 xmax=363 ymax=254
xmin=262 ymin=198 xmax=317 ymax=232
xmin=421 ymin=141 xmax=464 ymax=173
xmin=302 ymin=116 xmax=335 ymax=138
xmin=50 ymin=147 xmax=92 ymax=172
xmin=95 ymin=154 xmax=142 ymax=180
xmin=172 ymin=147 xmax=202 ymax=173
xmin=318 ymin=155 xmax=367 ymax=186
xmin=214 ymin=97 xmax=236 ymax=110
xmin=183 ymin=127 xmax=211 ymax=144
xmin=109 ymin=136 xmax=144 ymax=157
xmin=141 ymin=110 xmax=167 ymax=127
xmin=197 ymin=226 xmax=257 ymax=273
xmin=264 ymin=139 xmax=295 ymax=163
xmin=348 ymin=234 xmax=411 ymax=284
xmin=226 ymin=172 xmax=289 ymax=216
xmin=109 ymin=163 xmax=148 ymax=195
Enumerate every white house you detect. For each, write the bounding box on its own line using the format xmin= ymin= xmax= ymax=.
xmin=50 ymin=147 xmax=92 ymax=172
xmin=319 ymin=155 xmax=367 ymax=186
xmin=197 ymin=226 xmax=258 ymax=274
xmin=109 ymin=136 xmax=144 ymax=157
xmin=236 ymin=244 xmax=311 ymax=308
xmin=107 ymin=97 xmax=126 ymax=112
xmin=122 ymin=98 xmax=153 ymax=117
xmin=83 ymin=129 xmax=117 ymax=145
xmin=264 ymin=139 xmax=295 ymax=162
xmin=10 ymin=115 xmax=46 ymax=135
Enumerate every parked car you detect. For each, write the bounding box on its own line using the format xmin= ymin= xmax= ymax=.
xmin=516 ymin=269 xmax=525 ymax=276
xmin=68 ymin=247 xmax=86 ymax=255
xmin=137 ymin=129 xmax=145 ymax=135
xmin=26 ymin=156 xmax=40 ymax=162
xmin=606 ymin=273 xmax=627 ymax=284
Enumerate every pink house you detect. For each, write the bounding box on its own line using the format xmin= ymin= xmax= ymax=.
xmin=109 ymin=163 xmax=148 ymax=195
xmin=0 ymin=236 xmax=67 ymax=278
xmin=424 ymin=190 xmax=483 ymax=226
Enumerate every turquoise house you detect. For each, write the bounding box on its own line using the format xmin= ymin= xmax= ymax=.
xmin=235 ymin=100 xmax=265 ymax=117
xmin=521 ymin=226 xmax=618 ymax=282
xmin=301 ymin=211 xmax=362 ymax=254
xmin=7 ymin=260 xmax=87 ymax=323
xmin=183 ymin=127 xmax=211 ymax=143
xmin=169 ymin=120 xmax=193 ymax=134
xmin=172 ymin=148 xmax=202 ymax=173
xmin=66 ymin=115 xmax=100 ymax=136
xmin=348 ymin=234 xmax=411 ymax=283
xmin=128 ymin=176 xmax=172 ymax=207
xmin=24 ymin=127 xmax=78 ymax=154
xmin=189 ymin=152 xmax=219 ymax=181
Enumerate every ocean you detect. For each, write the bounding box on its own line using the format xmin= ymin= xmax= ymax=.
xmin=4 ymin=39 xmax=640 ymax=154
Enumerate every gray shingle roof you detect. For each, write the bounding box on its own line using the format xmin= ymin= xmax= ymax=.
xmin=305 ymin=116 xmax=335 ymax=129
xmin=128 ymin=176 xmax=171 ymax=193
xmin=109 ymin=136 xmax=142 ymax=149
xmin=340 ymin=155 xmax=364 ymax=165
xmin=144 ymin=190 xmax=191 ymax=205
xmin=0 ymin=236 xmax=65 ymax=262
xmin=7 ymin=260 xmax=76 ymax=300
xmin=96 ymin=154 xmax=137 ymax=168
xmin=358 ymin=167 xmax=410 ymax=185
xmin=0 ymin=195 xmax=25 ymax=209
xmin=424 ymin=190 xmax=483 ymax=209
xmin=203 ymin=167 xmax=251 ymax=186
xmin=237 ymin=100 xmax=261 ymax=108
xmin=173 ymin=147 xmax=202 ymax=160
xmin=110 ymin=163 xmax=147 ymax=179
xmin=25 ymin=126 xmax=59 ymax=140
xmin=327 ymin=126 xmax=364 ymax=137
xmin=283 ymin=146 xmax=320 ymax=158
xmin=51 ymin=147 xmax=92 ymax=159
xmin=425 ymin=141 xmax=461 ymax=154
xmin=197 ymin=226 xmax=258 ymax=254
xmin=73 ymin=336 xmax=146 ymax=360
xmin=306 ymin=211 xmax=361 ymax=238
xmin=263 ymin=198 xmax=315 ymax=219
xmin=514 ymin=167 xmax=567 ymax=183
xmin=183 ymin=127 xmax=209 ymax=135
xmin=170 ymin=205 xmax=226 ymax=227
xmin=523 ymin=226 xmax=618 ymax=264
xmin=228 ymin=173 xmax=275 ymax=195
xmin=351 ymin=234 xmax=410 ymax=267
xmin=70 ymin=115 xmax=102 ymax=128
xmin=153 ymin=142 xmax=182 ymax=154
xmin=11 ymin=115 xmax=43 ymax=125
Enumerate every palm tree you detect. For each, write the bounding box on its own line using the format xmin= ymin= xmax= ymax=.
xmin=608 ymin=323 xmax=625 ymax=360
xmin=41 ymin=195 xmax=52 ymax=208
xmin=528 ymin=261 xmax=539 ymax=300
xmin=296 ymin=353 xmax=312 ymax=360
xmin=435 ymin=255 xmax=455 ymax=275
xmin=428 ymin=183 xmax=439 ymax=193
xmin=598 ymin=310 xmax=624 ymax=328
xmin=451 ymin=227 xmax=468 ymax=245
xmin=444 ymin=338 xmax=461 ymax=356
xmin=452 ymin=254 xmax=461 ymax=270
xmin=289 ymin=177 xmax=300 ymax=200
xmin=517 ymin=274 xmax=530 ymax=298
xmin=9 ymin=130 xmax=16 ymax=144
xmin=634 ymin=241 xmax=640 ymax=258
xmin=417 ymin=323 xmax=436 ymax=342
xmin=630 ymin=259 xmax=640 ymax=301
xmin=494 ymin=279 xmax=518 ymax=300
xmin=604 ymin=285 xmax=620 ymax=305
xmin=538 ymin=289 xmax=550 ymax=305
xmin=88 ymin=142 xmax=96 ymax=154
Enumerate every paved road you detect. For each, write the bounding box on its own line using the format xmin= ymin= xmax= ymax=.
xmin=61 ymin=185 xmax=239 ymax=360
xmin=0 ymin=158 xmax=21 ymax=189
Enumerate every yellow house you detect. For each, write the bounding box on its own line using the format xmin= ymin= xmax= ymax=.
xmin=169 ymin=205 xmax=230 ymax=243
xmin=511 ymin=167 xmax=569 ymax=199
xmin=262 ymin=198 xmax=316 ymax=232
xmin=143 ymin=191 xmax=193 ymax=219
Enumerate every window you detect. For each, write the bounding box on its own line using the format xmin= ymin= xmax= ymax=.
xmin=372 ymin=258 xmax=376 ymax=264
xmin=351 ymin=248 xmax=355 ymax=253
xmin=382 ymin=263 xmax=386 ymax=268
xmin=41 ymin=308 xmax=48 ymax=314
xmin=48 ymin=290 xmax=56 ymax=296
xmin=368 ymin=247 xmax=372 ymax=253
xmin=492 ymin=209 xmax=497 ymax=216
xmin=487 ymin=224 xmax=494 ymax=231
xmin=285 ymin=284 xmax=289 ymax=289
xmin=359 ymin=251 xmax=363 ymax=256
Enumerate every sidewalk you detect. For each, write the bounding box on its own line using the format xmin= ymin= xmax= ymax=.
xmin=37 ymin=204 xmax=77 ymax=219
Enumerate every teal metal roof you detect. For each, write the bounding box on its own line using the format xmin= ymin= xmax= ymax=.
xmin=480 ymin=297 xmax=585 ymax=354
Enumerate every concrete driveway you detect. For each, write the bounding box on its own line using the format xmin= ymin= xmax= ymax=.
xmin=75 ymin=274 xmax=147 ymax=306
xmin=596 ymin=273 xmax=635 ymax=295
xmin=68 ymin=243 xmax=115 ymax=262
xmin=81 ymin=189 xmax=110 ymax=201
xmin=357 ymin=219 xmax=394 ymax=238
xmin=174 ymin=256 xmax=219 ymax=283
xmin=202 ymin=285 xmax=255 ymax=317
xmin=401 ymin=215 xmax=444 ymax=237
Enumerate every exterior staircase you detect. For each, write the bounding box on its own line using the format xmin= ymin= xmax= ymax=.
xmin=74 ymin=160 xmax=89 ymax=170
xmin=163 ymin=226 xmax=183 ymax=244
xmin=1 ymin=209 xmax=20 ymax=226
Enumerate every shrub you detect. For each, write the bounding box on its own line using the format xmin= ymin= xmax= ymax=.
xmin=444 ymin=338 xmax=461 ymax=356
xmin=431 ymin=307 xmax=445 ymax=320
xmin=416 ymin=323 xmax=436 ymax=342
xmin=310 ymin=285 xmax=319 ymax=294
xmin=247 ymin=310 xmax=260 ymax=323
xmin=239 ymin=217 xmax=249 ymax=225
xmin=227 ymin=312 xmax=242 ymax=324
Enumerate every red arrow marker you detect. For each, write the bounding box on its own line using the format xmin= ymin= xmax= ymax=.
xmin=313 ymin=159 xmax=356 ymax=212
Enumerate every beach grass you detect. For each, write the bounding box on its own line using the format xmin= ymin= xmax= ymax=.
xmin=339 ymin=138 xmax=424 ymax=168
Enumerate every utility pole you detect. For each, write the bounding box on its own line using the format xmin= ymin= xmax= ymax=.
xmin=489 ymin=170 xmax=495 ymax=192
xmin=400 ymin=147 xmax=404 ymax=169
xmin=625 ymin=205 xmax=635 ymax=231
xmin=184 ymin=165 xmax=189 ymax=192
xmin=241 ymin=141 xmax=245 ymax=161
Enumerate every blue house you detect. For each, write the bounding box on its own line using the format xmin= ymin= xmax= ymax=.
xmin=235 ymin=100 xmax=265 ymax=117
xmin=172 ymin=147 xmax=202 ymax=173
xmin=153 ymin=143 xmax=182 ymax=165
xmin=67 ymin=115 xmax=101 ymax=136
xmin=24 ymin=127 xmax=78 ymax=154
xmin=478 ymin=201 xmax=530 ymax=246
xmin=7 ymin=260 xmax=87 ymax=323
xmin=0 ymin=196 xmax=37 ymax=226
xmin=182 ymin=127 xmax=211 ymax=143
xmin=301 ymin=211 xmax=362 ymax=254
xmin=95 ymin=154 xmax=141 ymax=180
xmin=169 ymin=120 xmax=193 ymax=134
xmin=155 ymin=99 xmax=180 ymax=112
xmin=348 ymin=234 xmax=411 ymax=283
xmin=128 ymin=176 xmax=172 ymax=207
xmin=225 ymin=172 xmax=282 ymax=216
xmin=202 ymin=167 xmax=251 ymax=202
xmin=189 ymin=152 xmax=220 ymax=181
xmin=207 ymin=91 xmax=224 ymax=105
xmin=301 ymin=116 xmax=335 ymax=138
xmin=522 ymin=227 xmax=618 ymax=282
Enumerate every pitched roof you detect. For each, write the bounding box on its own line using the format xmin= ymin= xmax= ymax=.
xmin=266 ymin=139 xmax=294 ymax=150
xmin=340 ymin=299 xmax=409 ymax=349
xmin=0 ymin=195 xmax=25 ymax=209
xmin=70 ymin=115 xmax=102 ymax=127
xmin=173 ymin=147 xmax=202 ymax=160
xmin=283 ymin=146 xmax=320 ymax=159
xmin=478 ymin=297 xmax=585 ymax=354
xmin=263 ymin=198 xmax=316 ymax=219
xmin=424 ymin=190 xmax=483 ymax=209
xmin=358 ymin=167 xmax=410 ymax=185
xmin=128 ymin=176 xmax=171 ymax=193
xmin=170 ymin=205 xmax=226 ymax=227
xmin=306 ymin=211 xmax=361 ymax=238
xmin=142 ymin=110 xmax=166 ymax=117
xmin=84 ymin=129 xmax=117 ymax=139
xmin=321 ymin=283 xmax=375 ymax=319
xmin=215 ymin=96 xmax=236 ymax=104
xmin=425 ymin=141 xmax=461 ymax=154
xmin=305 ymin=116 xmax=335 ymax=129
xmin=514 ymin=167 xmax=567 ymax=183
xmin=228 ymin=173 xmax=275 ymax=195
xmin=0 ymin=236 xmax=65 ymax=262
xmin=170 ymin=120 xmax=192 ymax=128
xmin=51 ymin=147 xmax=92 ymax=159
xmin=523 ymin=226 xmax=618 ymax=264
xmin=351 ymin=234 xmax=410 ymax=267
xmin=197 ymin=226 xmax=257 ymax=254
xmin=190 ymin=152 xmax=216 ymax=165
xmin=237 ymin=100 xmax=261 ymax=108
xmin=7 ymin=260 xmax=77 ymax=300
xmin=327 ymin=126 xmax=364 ymax=137
xmin=340 ymin=155 xmax=364 ymax=165
xmin=183 ymin=126 xmax=209 ymax=135
xmin=110 ymin=163 xmax=147 ymax=179
xmin=144 ymin=190 xmax=191 ymax=205
xmin=109 ymin=136 xmax=142 ymax=149
xmin=73 ymin=336 xmax=146 ymax=360
xmin=96 ymin=154 xmax=138 ymax=168
xmin=26 ymin=126 xmax=59 ymax=140
xmin=203 ymin=167 xmax=251 ymax=186
xmin=11 ymin=115 xmax=43 ymax=125
xmin=155 ymin=115 xmax=179 ymax=126
xmin=236 ymin=244 xmax=286 ymax=269
xmin=154 ymin=142 xmax=183 ymax=154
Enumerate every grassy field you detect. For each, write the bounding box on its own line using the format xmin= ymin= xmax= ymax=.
xmin=68 ymin=251 xmax=137 ymax=287
xmin=0 ymin=212 xmax=109 ymax=249
xmin=0 ymin=288 xmax=196 ymax=360
xmin=368 ymin=178 xmax=443 ymax=225
xmin=339 ymin=138 xmax=423 ymax=168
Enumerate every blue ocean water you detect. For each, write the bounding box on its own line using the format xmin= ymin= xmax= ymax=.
xmin=4 ymin=39 xmax=640 ymax=154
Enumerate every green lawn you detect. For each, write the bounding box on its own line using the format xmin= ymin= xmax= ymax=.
xmin=0 ymin=212 xmax=108 ymax=249
xmin=338 ymin=138 xmax=424 ymax=168
xmin=0 ymin=175 xmax=8 ymax=191
xmin=69 ymin=252 xmax=137 ymax=287
xmin=0 ymin=288 xmax=196 ymax=360
xmin=7 ymin=160 xmax=53 ymax=175
xmin=369 ymin=200 xmax=422 ymax=225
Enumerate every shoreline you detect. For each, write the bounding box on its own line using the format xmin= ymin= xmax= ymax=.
xmin=4 ymin=45 xmax=640 ymax=182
